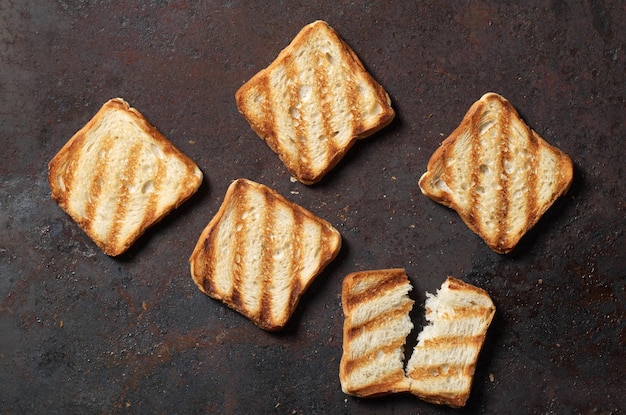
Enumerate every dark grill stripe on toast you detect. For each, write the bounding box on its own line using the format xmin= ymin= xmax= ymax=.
xmin=343 ymin=270 xmax=410 ymax=312
xmin=228 ymin=182 xmax=249 ymax=312
xmin=287 ymin=210 xmax=304 ymax=316
xmin=526 ymin=130 xmax=540 ymax=239
xmin=258 ymin=190 xmax=276 ymax=328
xmin=108 ymin=141 xmax=142 ymax=249
xmin=496 ymin=108 xmax=510 ymax=248
xmin=200 ymin=238 xmax=214 ymax=295
xmin=312 ymin=51 xmax=333 ymax=175
xmin=407 ymin=364 xmax=470 ymax=379
xmin=342 ymin=338 xmax=407 ymax=372
xmin=346 ymin=302 xmax=415 ymax=341
xmin=144 ymin=146 xmax=165 ymax=229
xmin=468 ymin=111 xmax=481 ymax=231
xmin=316 ymin=45 xmax=351 ymax=167
xmin=83 ymin=135 xmax=114 ymax=236
xmin=287 ymin=62 xmax=310 ymax=179
xmin=415 ymin=334 xmax=487 ymax=349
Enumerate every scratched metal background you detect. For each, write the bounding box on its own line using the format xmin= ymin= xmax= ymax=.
xmin=1 ymin=1 xmax=624 ymax=414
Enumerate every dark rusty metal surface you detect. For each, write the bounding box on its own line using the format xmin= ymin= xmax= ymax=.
xmin=1 ymin=1 xmax=624 ymax=414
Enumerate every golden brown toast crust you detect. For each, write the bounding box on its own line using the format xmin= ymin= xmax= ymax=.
xmin=235 ymin=20 xmax=395 ymax=184
xmin=48 ymin=98 xmax=202 ymax=256
xmin=189 ymin=178 xmax=341 ymax=331
xmin=444 ymin=276 xmax=492 ymax=298
xmin=418 ymin=92 xmax=574 ymax=254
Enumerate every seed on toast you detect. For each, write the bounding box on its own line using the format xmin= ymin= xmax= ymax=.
xmin=235 ymin=20 xmax=395 ymax=185
xmin=189 ymin=178 xmax=342 ymax=331
xmin=48 ymin=98 xmax=203 ymax=256
xmin=418 ymin=92 xmax=574 ymax=253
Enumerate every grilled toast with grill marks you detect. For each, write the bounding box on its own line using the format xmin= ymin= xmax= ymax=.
xmin=418 ymin=92 xmax=574 ymax=254
xmin=48 ymin=98 xmax=203 ymax=256
xmin=340 ymin=272 xmax=495 ymax=408
xmin=340 ymin=269 xmax=414 ymax=397
xmin=189 ymin=178 xmax=342 ymax=331
xmin=405 ymin=277 xmax=495 ymax=408
xmin=235 ymin=20 xmax=395 ymax=185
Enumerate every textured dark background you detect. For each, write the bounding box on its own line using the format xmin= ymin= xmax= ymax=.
xmin=1 ymin=1 xmax=624 ymax=414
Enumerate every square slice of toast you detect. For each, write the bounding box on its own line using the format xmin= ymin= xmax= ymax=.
xmin=418 ymin=92 xmax=574 ymax=253
xmin=235 ymin=20 xmax=395 ymax=185
xmin=48 ymin=98 xmax=203 ymax=256
xmin=189 ymin=178 xmax=342 ymax=331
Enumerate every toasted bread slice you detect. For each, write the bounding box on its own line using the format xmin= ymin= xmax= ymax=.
xmin=339 ymin=269 xmax=414 ymax=397
xmin=48 ymin=98 xmax=203 ymax=256
xmin=235 ymin=20 xmax=395 ymax=185
xmin=340 ymin=273 xmax=495 ymax=407
xmin=405 ymin=277 xmax=495 ymax=408
xmin=189 ymin=178 xmax=342 ymax=331
xmin=418 ymin=92 xmax=574 ymax=253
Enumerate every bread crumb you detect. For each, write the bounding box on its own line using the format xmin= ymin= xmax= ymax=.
xmin=188 ymin=140 xmax=196 ymax=144
xmin=489 ymin=373 xmax=495 ymax=382
xmin=142 ymin=301 xmax=148 ymax=311
xmin=59 ymin=320 xmax=64 ymax=328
